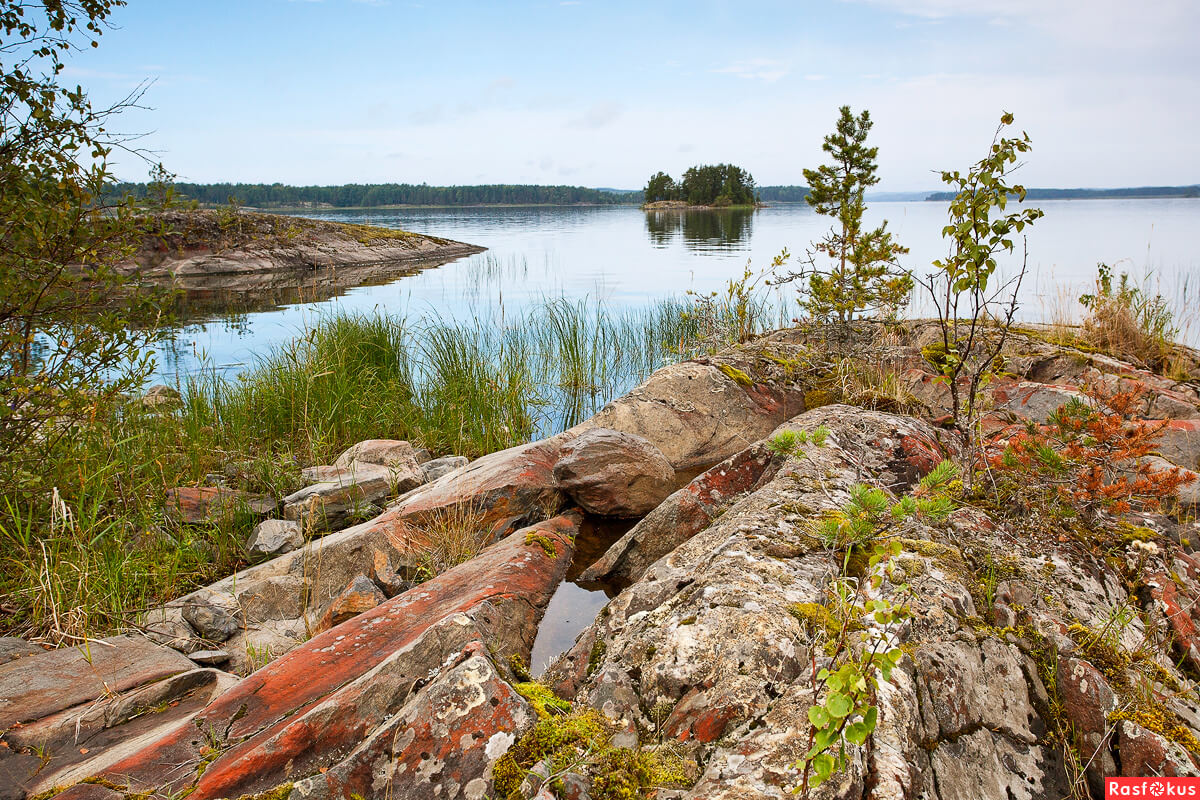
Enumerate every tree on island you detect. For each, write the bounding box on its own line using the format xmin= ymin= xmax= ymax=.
xmin=794 ymin=106 xmax=911 ymax=323
xmin=642 ymin=163 xmax=757 ymax=206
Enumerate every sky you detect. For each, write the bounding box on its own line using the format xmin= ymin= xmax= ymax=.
xmin=68 ymin=0 xmax=1200 ymax=191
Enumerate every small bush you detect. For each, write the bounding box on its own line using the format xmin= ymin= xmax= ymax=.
xmin=1080 ymin=264 xmax=1179 ymax=371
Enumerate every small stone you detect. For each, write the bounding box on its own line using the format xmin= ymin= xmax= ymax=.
xmin=421 ymin=455 xmax=469 ymax=483
xmin=559 ymin=772 xmax=591 ymax=800
xmin=370 ymin=549 xmax=415 ymax=598
xmin=316 ymin=575 xmax=387 ymax=633
xmin=189 ymin=649 xmax=231 ymax=666
xmin=247 ymin=518 xmax=305 ymax=556
xmin=182 ymin=591 xmax=243 ymax=642
xmin=519 ymin=759 xmax=551 ymax=797
xmin=142 ymin=384 xmax=182 ymax=408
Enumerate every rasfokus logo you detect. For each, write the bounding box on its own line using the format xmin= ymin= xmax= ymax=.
xmin=1107 ymin=778 xmax=1200 ymax=797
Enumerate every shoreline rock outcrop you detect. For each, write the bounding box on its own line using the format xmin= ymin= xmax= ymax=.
xmin=7 ymin=323 xmax=1200 ymax=799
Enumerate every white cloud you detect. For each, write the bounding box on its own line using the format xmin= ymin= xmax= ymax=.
xmin=711 ymin=58 xmax=789 ymax=83
xmin=567 ymin=102 xmax=623 ymax=130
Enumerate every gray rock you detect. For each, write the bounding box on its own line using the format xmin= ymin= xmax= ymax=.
xmin=247 ymin=518 xmax=304 ymax=556
xmin=334 ymin=438 xmax=424 ymax=469
xmin=553 ymin=427 xmax=675 ymax=517
xmin=421 ymin=454 xmax=469 ymax=482
xmin=142 ymin=384 xmax=182 ymax=408
xmin=189 ymin=649 xmax=231 ymax=666
xmin=182 ymin=590 xmax=243 ymax=642
xmin=284 ymin=461 xmax=419 ymax=531
xmin=139 ymin=606 xmax=204 ymax=653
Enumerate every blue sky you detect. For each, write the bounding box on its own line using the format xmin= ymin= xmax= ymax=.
xmin=71 ymin=0 xmax=1200 ymax=190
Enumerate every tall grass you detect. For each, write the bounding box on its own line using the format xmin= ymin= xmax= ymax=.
xmin=0 ymin=290 xmax=778 ymax=641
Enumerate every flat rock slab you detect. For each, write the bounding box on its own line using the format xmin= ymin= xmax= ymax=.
xmin=165 ymin=486 xmax=276 ymax=524
xmin=8 ymin=668 xmax=239 ymax=797
xmin=284 ymin=461 xmax=418 ymax=530
xmin=0 ymin=637 xmax=42 ymax=665
xmin=0 ymin=634 xmax=196 ymax=729
xmin=60 ymin=513 xmax=580 ymax=800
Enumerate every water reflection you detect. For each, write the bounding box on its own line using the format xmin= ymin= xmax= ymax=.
xmin=644 ymin=208 xmax=754 ymax=251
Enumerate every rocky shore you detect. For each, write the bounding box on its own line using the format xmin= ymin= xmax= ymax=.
xmin=4 ymin=323 xmax=1200 ymax=799
xmin=116 ymin=209 xmax=485 ymax=294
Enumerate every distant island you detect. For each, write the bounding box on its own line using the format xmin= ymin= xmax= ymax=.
xmin=109 ymin=182 xmax=643 ymax=209
xmin=925 ymin=184 xmax=1200 ymax=201
xmin=642 ymin=164 xmax=761 ymax=209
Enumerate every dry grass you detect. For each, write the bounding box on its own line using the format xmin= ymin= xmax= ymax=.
xmin=386 ymin=501 xmax=491 ymax=580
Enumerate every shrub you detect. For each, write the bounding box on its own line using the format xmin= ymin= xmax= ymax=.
xmin=988 ymin=381 xmax=1194 ymax=518
xmin=1079 ymin=264 xmax=1179 ymax=371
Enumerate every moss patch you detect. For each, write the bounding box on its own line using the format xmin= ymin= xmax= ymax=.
xmin=717 ymin=363 xmax=754 ymax=387
xmin=514 ymin=681 xmax=573 ymax=718
xmin=524 ymin=532 xmax=557 ymax=558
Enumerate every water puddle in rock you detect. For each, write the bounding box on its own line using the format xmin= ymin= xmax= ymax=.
xmin=530 ymin=516 xmax=631 ymax=677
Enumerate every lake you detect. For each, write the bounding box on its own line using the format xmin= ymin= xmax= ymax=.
xmin=155 ymin=198 xmax=1200 ymax=381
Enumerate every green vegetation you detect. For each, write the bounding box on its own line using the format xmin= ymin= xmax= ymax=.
xmin=919 ymin=112 xmax=1044 ymax=449
xmin=642 ymin=163 xmax=757 ymax=206
xmin=0 ymin=292 xmax=782 ymax=640
xmin=1079 ymin=263 xmax=1180 ymax=371
xmin=111 ymin=181 xmax=639 ymax=208
xmin=794 ymin=460 xmax=959 ymax=793
xmin=793 ymin=106 xmax=911 ymax=324
xmin=1 ymin=0 xmax=170 ymax=497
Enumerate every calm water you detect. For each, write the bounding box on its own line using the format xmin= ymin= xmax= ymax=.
xmin=155 ymin=198 xmax=1200 ymax=380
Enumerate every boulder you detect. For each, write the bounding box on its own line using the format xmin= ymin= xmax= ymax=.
xmin=315 ymin=574 xmax=387 ymax=633
xmin=386 ymin=437 xmax=567 ymax=540
xmin=553 ymin=428 xmax=675 ymax=517
xmin=182 ymin=590 xmax=242 ymax=642
xmin=568 ymin=357 xmax=807 ymax=474
xmin=421 ymin=454 xmax=469 ymax=482
xmin=141 ymin=384 xmax=182 ymax=408
xmin=579 ymin=441 xmax=778 ymax=586
xmin=991 ymin=380 xmax=1089 ymax=424
xmin=1118 ymin=720 xmax=1200 ymax=777
xmin=283 ymin=461 xmax=414 ymax=531
xmin=64 ymin=514 xmax=579 ymax=800
xmin=1158 ymin=419 xmax=1200 ymax=470
xmin=246 ymin=518 xmax=304 ymax=556
xmin=1057 ymin=656 xmax=1117 ymax=791
xmin=165 ymin=486 xmax=276 ymax=525
xmin=334 ymin=438 xmax=428 ymax=468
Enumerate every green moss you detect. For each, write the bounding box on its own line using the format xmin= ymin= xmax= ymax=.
xmin=1067 ymin=623 xmax=1131 ymax=680
xmin=587 ymin=639 xmax=607 ymax=677
xmin=804 ymin=388 xmax=834 ymax=410
xmin=717 ymin=363 xmax=754 ymax=387
xmin=492 ymin=711 xmax=609 ymax=800
xmin=899 ymin=538 xmax=962 ymax=561
xmin=514 ymin=681 xmax=572 ymax=718
xmin=523 ymin=532 xmax=557 ymax=558
xmin=508 ymin=654 xmax=533 ymax=682
xmin=788 ymin=602 xmax=840 ymax=639
xmin=1108 ymin=706 xmax=1200 ymax=752
xmin=232 ymin=784 xmax=295 ymax=800
xmin=678 ymin=616 xmax=697 ymax=626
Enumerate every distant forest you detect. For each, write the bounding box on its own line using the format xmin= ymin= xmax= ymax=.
xmin=109 ymin=182 xmax=642 ymax=208
xmin=925 ymin=185 xmax=1200 ymax=201
xmin=757 ymin=185 xmax=811 ymax=202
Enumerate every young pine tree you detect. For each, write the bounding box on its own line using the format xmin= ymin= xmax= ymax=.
xmin=800 ymin=106 xmax=911 ymax=324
